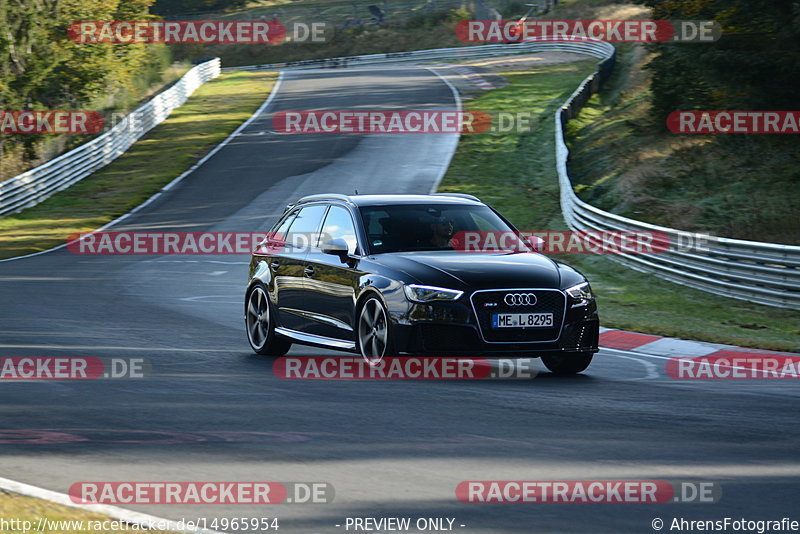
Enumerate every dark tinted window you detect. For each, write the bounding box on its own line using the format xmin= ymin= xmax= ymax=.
xmin=289 ymin=205 xmax=327 ymax=234
xmin=319 ymin=205 xmax=358 ymax=254
xmin=359 ymin=204 xmax=516 ymax=253
xmin=270 ymin=210 xmax=297 ymax=241
xmin=285 ymin=205 xmax=328 ymax=252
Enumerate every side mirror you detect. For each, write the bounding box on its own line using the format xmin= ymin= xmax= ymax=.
xmin=526 ymin=235 xmax=545 ymax=252
xmin=321 ymin=238 xmax=350 ymax=260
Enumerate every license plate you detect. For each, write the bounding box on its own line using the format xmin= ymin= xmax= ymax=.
xmin=492 ymin=312 xmax=553 ymax=328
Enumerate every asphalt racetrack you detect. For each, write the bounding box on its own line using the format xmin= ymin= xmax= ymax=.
xmin=1 ymin=66 xmax=798 ymax=533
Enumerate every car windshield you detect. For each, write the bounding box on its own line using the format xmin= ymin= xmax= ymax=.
xmin=359 ymin=203 xmax=529 ymax=254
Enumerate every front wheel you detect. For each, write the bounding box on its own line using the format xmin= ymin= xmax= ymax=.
xmin=541 ymin=352 xmax=593 ymax=375
xmin=245 ymin=284 xmax=292 ymax=356
xmin=357 ymin=296 xmax=393 ymax=365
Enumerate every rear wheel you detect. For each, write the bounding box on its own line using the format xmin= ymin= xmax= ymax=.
xmin=245 ymin=284 xmax=291 ymax=356
xmin=541 ymin=352 xmax=593 ymax=375
xmin=357 ymin=296 xmax=393 ymax=365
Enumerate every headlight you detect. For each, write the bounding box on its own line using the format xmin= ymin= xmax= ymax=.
xmin=403 ymin=284 xmax=463 ymax=303
xmin=565 ymin=281 xmax=594 ymax=306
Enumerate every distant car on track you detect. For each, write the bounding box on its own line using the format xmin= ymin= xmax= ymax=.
xmin=245 ymin=193 xmax=599 ymax=374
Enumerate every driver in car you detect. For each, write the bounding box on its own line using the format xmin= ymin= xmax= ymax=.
xmin=429 ymin=215 xmax=455 ymax=249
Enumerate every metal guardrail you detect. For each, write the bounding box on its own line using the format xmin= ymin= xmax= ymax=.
xmin=221 ymin=39 xmax=612 ymax=72
xmin=0 ymin=58 xmax=221 ymax=217
xmin=552 ymin=44 xmax=800 ymax=309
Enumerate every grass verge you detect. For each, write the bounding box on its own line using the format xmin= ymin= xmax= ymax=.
xmin=438 ymin=61 xmax=800 ymax=352
xmin=0 ymin=70 xmax=277 ymax=260
xmin=0 ymin=490 xmax=174 ymax=533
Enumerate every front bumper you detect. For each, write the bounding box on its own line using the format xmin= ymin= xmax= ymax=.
xmin=390 ymin=290 xmax=599 ymax=357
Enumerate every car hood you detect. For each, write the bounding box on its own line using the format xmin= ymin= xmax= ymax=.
xmin=373 ymin=251 xmax=563 ymax=290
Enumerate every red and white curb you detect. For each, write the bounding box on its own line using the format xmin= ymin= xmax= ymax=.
xmin=434 ymin=64 xmax=496 ymax=90
xmin=0 ymin=477 xmax=223 ymax=534
xmin=599 ymin=326 xmax=798 ymax=361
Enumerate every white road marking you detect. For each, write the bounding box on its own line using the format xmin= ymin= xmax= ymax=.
xmin=604 ymin=352 xmax=660 ymax=380
xmin=633 ymin=337 xmax=727 ymax=357
xmin=179 ymin=295 xmax=239 ymax=303
xmin=601 ymin=346 xmax=798 ymax=379
xmin=425 ymin=67 xmax=462 ymax=194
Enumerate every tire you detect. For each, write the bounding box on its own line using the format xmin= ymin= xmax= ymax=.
xmin=541 ymin=352 xmax=593 ymax=375
xmin=357 ymin=296 xmax=393 ymax=365
xmin=245 ymin=284 xmax=292 ymax=356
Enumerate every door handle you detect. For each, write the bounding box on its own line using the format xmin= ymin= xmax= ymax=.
xmin=304 ymin=265 xmax=315 ymax=277
xmin=269 ymin=261 xmax=280 ymax=269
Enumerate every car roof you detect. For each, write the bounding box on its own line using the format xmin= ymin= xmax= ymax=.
xmin=295 ymin=193 xmax=483 ymax=207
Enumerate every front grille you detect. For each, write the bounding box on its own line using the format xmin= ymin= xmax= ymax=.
xmin=470 ymin=289 xmax=566 ymax=343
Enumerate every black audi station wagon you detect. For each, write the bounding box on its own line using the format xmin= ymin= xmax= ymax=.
xmin=245 ymin=193 xmax=599 ymax=374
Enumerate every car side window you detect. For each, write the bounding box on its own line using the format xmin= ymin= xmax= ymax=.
xmin=319 ymin=205 xmax=359 ymax=254
xmin=270 ymin=210 xmax=297 ymax=242
xmin=285 ymin=205 xmax=328 ymax=252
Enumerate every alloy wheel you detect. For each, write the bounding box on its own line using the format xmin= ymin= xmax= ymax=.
xmin=358 ymin=298 xmax=388 ymax=365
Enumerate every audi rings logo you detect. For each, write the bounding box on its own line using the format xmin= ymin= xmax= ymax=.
xmin=503 ymin=293 xmax=537 ymax=306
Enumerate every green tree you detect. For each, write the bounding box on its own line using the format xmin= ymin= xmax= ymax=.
xmin=1 ymin=0 xmax=160 ymax=162
xmin=638 ymin=0 xmax=800 ymax=119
